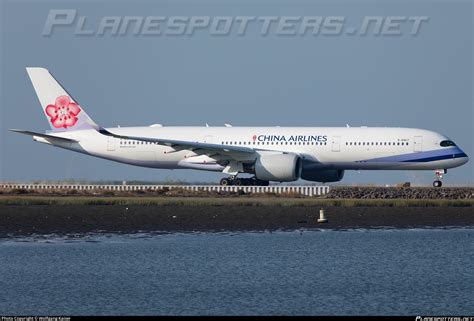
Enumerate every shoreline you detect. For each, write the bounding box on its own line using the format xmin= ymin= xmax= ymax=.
xmin=0 ymin=198 xmax=473 ymax=236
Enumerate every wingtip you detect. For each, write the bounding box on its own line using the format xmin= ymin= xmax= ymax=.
xmin=26 ymin=67 xmax=49 ymax=73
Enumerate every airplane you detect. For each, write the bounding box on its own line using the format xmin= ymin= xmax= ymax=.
xmin=10 ymin=67 xmax=469 ymax=188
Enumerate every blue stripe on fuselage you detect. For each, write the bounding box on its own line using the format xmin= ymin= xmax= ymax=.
xmin=402 ymin=152 xmax=467 ymax=162
xmin=362 ymin=147 xmax=467 ymax=163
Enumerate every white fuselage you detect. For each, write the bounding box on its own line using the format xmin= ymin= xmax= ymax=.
xmin=38 ymin=126 xmax=468 ymax=176
xmin=21 ymin=67 xmax=469 ymax=184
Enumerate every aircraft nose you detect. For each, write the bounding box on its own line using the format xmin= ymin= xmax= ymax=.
xmin=459 ymin=149 xmax=469 ymax=165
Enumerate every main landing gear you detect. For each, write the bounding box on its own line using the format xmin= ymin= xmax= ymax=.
xmin=433 ymin=169 xmax=446 ymax=188
xmin=219 ymin=176 xmax=269 ymax=186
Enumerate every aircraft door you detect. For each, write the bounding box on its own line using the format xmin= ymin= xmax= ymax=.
xmin=331 ymin=136 xmax=341 ymax=152
xmin=107 ymin=137 xmax=116 ymax=151
xmin=413 ymin=136 xmax=423 ymax=152
xmin=203 ymin=135 xmax=213 ymax=144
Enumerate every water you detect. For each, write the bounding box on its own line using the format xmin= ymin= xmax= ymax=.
xmin=0 ymin=229 xmax=473 ymax=315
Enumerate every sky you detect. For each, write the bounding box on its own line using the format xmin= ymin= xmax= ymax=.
xmin=0 ymin=0 xmax=472 ymax=185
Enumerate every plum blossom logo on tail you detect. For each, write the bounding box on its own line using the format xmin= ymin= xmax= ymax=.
xmin=45 ymin=95 xmax=81 ymax=128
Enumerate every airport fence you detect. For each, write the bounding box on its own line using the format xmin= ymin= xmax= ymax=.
xmin=0 ymin=184 xmax=330 ymax=197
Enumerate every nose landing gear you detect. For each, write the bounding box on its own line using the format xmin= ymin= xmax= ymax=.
xmin=433 ymin=169 xmax=446 ymax=188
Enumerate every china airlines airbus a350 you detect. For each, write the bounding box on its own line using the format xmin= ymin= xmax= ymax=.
xmin=11 ymin=67 xmax=469 ymax=187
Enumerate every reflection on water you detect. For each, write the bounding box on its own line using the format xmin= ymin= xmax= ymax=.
xmin=0 ymin=228 xmax=473 ymax=315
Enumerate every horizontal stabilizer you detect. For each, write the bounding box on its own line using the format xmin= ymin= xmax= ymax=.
xmin=9 ymin=129 xmax=79 ymax=143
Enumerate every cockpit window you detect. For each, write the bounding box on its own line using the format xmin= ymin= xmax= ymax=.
xmin=440 ymin=140 xmax=456 ymax=147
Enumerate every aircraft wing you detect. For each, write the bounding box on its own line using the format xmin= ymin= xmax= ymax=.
xmin=98 ymin=128 xmax=256 ymax=161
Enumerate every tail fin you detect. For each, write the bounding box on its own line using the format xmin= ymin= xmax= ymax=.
xmin=26 ymin=67 xmax=99 ymax=132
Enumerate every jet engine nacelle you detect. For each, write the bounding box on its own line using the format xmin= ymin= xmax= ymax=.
xmin=301 ymin=169 xmax=345 ymax=182
xmin=250 ymin=154 xmax=302 ymax=182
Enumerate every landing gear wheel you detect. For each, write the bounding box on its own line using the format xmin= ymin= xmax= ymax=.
xmin=220 ymin=176 xmax=269 ymax=186
xmin=433 ymin=180 xmax=442 ymax=188
xmin=220 ymin=178 xmax=232 ymax=186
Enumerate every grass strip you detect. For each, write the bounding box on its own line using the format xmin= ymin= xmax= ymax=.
xmin=0 ymin=196 xmax=472 ymax=207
